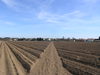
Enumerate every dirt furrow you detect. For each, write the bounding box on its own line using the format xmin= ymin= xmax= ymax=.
xmin=0 ymin=42 xmax=2 ymax=58
xmin=6 ymin=42 xmax=34 ymax=72
xmin=4 ymin=43 xmax=19 ymax=75
xmin=0 ymin=42 xmax=7 ymax=75
xmin=62 ymin=57 xmax=100 ymax=75
xmin=7 ymin=42 xmax=37 ymax=63
xmin=4 ymin=42 xmax=27 ymax=75
xmin=9 ymin=42 xmax=42 ymax=58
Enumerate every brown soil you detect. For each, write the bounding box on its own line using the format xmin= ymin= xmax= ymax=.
xmin=0 ymin=41 xmax=71 ymax=75
xmin=29 ymin=42 xmax=71 ymax=75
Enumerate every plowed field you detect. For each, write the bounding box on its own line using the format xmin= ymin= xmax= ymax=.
xmin=0 ymin=41 xmax=100 ymax=75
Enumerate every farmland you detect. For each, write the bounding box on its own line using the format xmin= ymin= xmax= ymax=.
xmin=0 ymin=41 xmax=100 ymax=75
xmin=54 ymin=41 xmax=100 ymax=75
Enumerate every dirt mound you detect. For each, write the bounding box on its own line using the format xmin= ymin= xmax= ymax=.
xmin=29 ymin=42 xmax=71 ymax=75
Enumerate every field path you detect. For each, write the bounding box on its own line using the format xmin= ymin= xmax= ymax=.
xmin=30 ymin=42 xmax=72 ymax=75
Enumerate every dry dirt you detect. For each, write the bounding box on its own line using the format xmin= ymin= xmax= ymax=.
xmin=29 ymin=42 xmax=71 ymax=75
xmin=0 ymin=41 xmax=71 ymax=75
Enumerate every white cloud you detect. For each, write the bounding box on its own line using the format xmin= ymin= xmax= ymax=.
xmin=1 ymin=0 xmax=100 ymax=29
xmin=0 ymin=20 xmax=16 ymax=26
xmin=40 ymin=0 xmax=55 ymax=10
xmin=1 ymin=0 xmax=17 ymax=8
xmin=37 ymin=10 xmax=86 ymax=24
xmin=82 ymin=0 xmax=99 ymax=4
xmin=1 ymin=0 xmax=33 ymax=12
xmin=37 ymin=10 xmax=100 ymax=31
xmin=1 ymin=0 xmax=55 ymax=12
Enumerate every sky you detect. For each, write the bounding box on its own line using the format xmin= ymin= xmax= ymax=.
xmin=0 ymin=0 xmax=100 ymax=38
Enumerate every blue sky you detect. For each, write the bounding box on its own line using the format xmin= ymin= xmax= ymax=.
xmin=0 ymin=0 xmax=100 ymax=38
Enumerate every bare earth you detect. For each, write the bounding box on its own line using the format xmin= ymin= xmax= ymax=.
xmin=30 ymin=42 xmax=71 ymax=75
xmin=0 ymin=41 xmax=71 ymax=75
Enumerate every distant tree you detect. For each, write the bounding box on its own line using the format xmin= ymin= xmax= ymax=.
xmin=18 ymin=38 xmax=25 ymax=41
xmin=3 ymin=37 xmax=10 ymax=40
xmin=31 ymin=38 xmax=36 ymax=41
xmin=62 ymin=36 xmax=64 ymax=39
xmin=4 ymin=37 xmax=10 ymax=39
xmin=99 ymin=36 xmax=100 ymax=40
xmin=72 ymin=37 xmax=76 ymax=40
xmin=37 ymin=38 xmax=43 ymax=41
